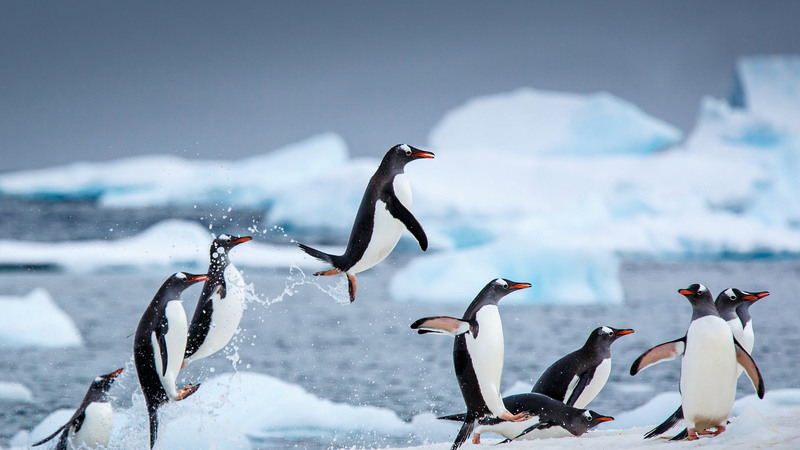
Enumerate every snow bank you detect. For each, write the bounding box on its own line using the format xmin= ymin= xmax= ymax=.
xmin=0 ymin=382 xmax=33 ymax=403
xmin=0 ymin=289 xmax=82 ymax=347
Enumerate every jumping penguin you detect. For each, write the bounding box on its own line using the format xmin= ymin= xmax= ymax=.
xmin=533 ymin=326 xmax=634 ymax=409
xmin=134 ymin=272 xmax=207 ymax=448
xmin=439 ymin=392 xmax=614 ymax=443
xmin=183 ymin=234 xmax=252 ymax=367
xmin=32 ymin=368 xmax=123 ymax=450
xmin=411 ymin=278 xmax=531 ymax=450
xmin=297 ymin=144 xmax=434 ymax=302
xmin=630 ymin=284 xmax=765 ymax=441
xmin=644 ymin=287 xmax=769 ymax=440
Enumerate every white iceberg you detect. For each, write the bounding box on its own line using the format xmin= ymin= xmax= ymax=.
xmin=0 ymin=288 xmax=82 ymax=347
xmin=0 ymin=382 xmax=33 ymax=403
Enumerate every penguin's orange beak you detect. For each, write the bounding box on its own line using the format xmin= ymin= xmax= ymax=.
xmin=510 ymin=283 xmax=532 ymax=290
xmin=109 ymin=368 xmax=123 ymax=378
xmin=595 ymin=416 xmax=614 ymax=422
xmin=678 ymin=289 xmax=694 ymax=296
xmin=615 ymin=329 xmax=634 ymax=336
xmin=189 ymin=275 xmax=209 ymax=283
xmin=756 ymin=291 xmax=770 ymax=298
xmin=233 ymin=236 xmax=252 ymax=245
xmin=413 ymin=151 xmax=435 ymax=159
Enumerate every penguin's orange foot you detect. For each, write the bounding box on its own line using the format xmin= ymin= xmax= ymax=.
xmin=500 ymin=410 xmax=531 ymax=422
xmin=314 ymin=269 xmax=341 ymax=277
xmin=713 ymin=425 xmax=726 ymax=436
xmin=687 ymin=428 xmax=698 ymax=440
xmin=347 ymin=273 xmax=357 ymax=302
xmin=472 ymin=432 xmax=481 ymax=444
xmin=175 ymin=383 xmax=200 ymax=401
xmin=180 ymin=361 xmax=188 ymax=370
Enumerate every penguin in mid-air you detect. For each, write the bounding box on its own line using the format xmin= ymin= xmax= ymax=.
xmin=533 ymin=326 xmax=634 ymax=409
xmin=297 ymin=144 xmax=434 ymax=302
xmin=644 ymin=287 xmax=769 ymax=440
xmin=411 ymin=278 xmax=532 ymax=450
xmin=439 ymin=392 xmax=614 ymax=444
xmin=183 ymin=234 xmax=252 ymax=368
xmin=32 ymin=368 xmax=123 ymax=450
xmin=630 ymin=283 xmax=765 ymax=441
xmin=134 ymin=272 xmax=207 ymax=448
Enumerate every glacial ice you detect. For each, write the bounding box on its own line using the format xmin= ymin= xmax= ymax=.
xmin=0 ymin=289 xmax=82 ymax=347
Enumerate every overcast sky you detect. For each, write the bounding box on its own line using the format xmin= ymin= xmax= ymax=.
xmin=2 ymin=0 xmax=799 ymax=173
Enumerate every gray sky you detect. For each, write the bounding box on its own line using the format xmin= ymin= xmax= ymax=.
xmin=2 ymin=0 xmax=799 ymax=173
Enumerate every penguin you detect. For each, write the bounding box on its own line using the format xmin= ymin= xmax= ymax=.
xmin=411 ymin=278 xmax=532 ymax=450
xmin=533 ymin=326 xmax=634 ymax=409
xmin=439 ymin=392 xmax=614 ymax=444
xmin=134 ymin=272 xmax=207 ymax=449
xmin=32 ymin=368 xmax=123 ymax=450
xmin=644 ymin=287 xmax=769 ymax=440
xmin=630 ymin=283 xmax=765 ymax=441
xmin=183 ymin=234 xmax=252 ymax=367
xmin=297 ymin=144 xmax=434 ymax=302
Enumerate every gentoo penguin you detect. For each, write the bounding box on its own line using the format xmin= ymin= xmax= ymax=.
xmin=297 ymin=144 xmax=434 ymax=302
xmin=183 ymin=234 xmax=252 ymax=367
xmin=533 ymin=326 xmax=634 ymax=409
xmin=32 ymin=368 xmax=123 ymax=450
xmin=644 ymin=287 xmax=769 ymax=440
xmin=630 ymin=284 xmax=765 ymax=441
xmin=134 ymin=272 xmax=207 ymax=448
xmin=411 ymin=278 xmax=531 ymax=450
xmin=439 ymin=392 xmax=613 ymax=444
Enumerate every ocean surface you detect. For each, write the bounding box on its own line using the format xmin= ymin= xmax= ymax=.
xmin=1 ymin=198 xmax=799 ymax=448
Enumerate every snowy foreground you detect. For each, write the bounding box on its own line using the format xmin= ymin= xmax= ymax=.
xmin=6 ymin=370 xmax=800 ymax=449
xmin=2 ymin=56 xmax=800 ymax=306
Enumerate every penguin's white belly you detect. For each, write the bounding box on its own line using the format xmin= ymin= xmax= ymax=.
xmin=478 ymin=415 xmax=572 ymax=440
xmin=70 ymin=402 xmax=113 ymax=448
xmin=681 ymin=316 xmax=737 ymax=430
xmin=726 ymin=318 xmax=747 ymax=378
xmin=571 ymin=358 xmax=611 ymax=409
xmin=152 ymin=300 xmax=188 ymax=400
xmin=466 ymin=305 xmax=506 ymax=416
xmin=741 ymin=322 xmax=754 ymax=354
xmin=187 ymin=266 xmax=246 ymax=363
xmin=350 ymin=175 xmax=412 ymax=274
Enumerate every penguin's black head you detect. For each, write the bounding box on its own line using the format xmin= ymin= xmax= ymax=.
xmin=90 ymin=367 xmax=123 ymax=394
xmin=484 ymin=278 xmax=532 ymax=301
xmin=211 ymin=234 xmax=252 ymax=258
xmin=589 ymin=326 xmax=634 ymax=346
xmin=382 ymin=144 xmax=434 ymax=171
xmin=678 ymin=283 xmax=712 ymax=302
xmin=581 ymin=410 xmax=614 ymax=432
xmin=169 ymin=272 xmax=209 ymax=289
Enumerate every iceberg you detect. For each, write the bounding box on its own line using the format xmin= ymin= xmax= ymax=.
xmin=0 ymin=288 xmax=82 ymax=347
xmin=0 ymin=382 xmax=33 ymax=403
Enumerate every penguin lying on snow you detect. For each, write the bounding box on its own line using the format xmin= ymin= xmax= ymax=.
xmin=533 ymin=326 xmax=634 ymax=409
xmin=184 ymin=234 xmax=252 ymax=368
xmin=298 ymin=144 xmax=434 ymax=302
xmin=439 ymin=392 xmax=613 ymax=444
xmin=411 ymin=278 xmax=531 ymax=450
xmin=134 ymin=272 xmax=207 ymax=449
xmin=643 ymin=287 xmax=768 ymax=440
xmin=630 ymin=284 xmax=765 ymax=441
xmin=32 ymin=368 xmax=123 ymax=450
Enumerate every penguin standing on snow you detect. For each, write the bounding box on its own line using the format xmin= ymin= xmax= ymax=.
xmin=411 ymin=278 xmax=532 ymax=450
xmin=183 ymin=234 xmax=252 ymax=368
xmin=533 ymin=326 xmax=634 ymax=409
xmin=32 ymin=368 xmax=123 ymax=450
xmin=134 ymin=272 xmax=207 ymax=449
xmin=297 ymin=144 xmax=434 ymax=302
xmin=630 ymin=284 xmax=765 ymax=441
xmin=644 ymin=287 xmax=769 ymax=440
xmin=439 ymin=392 xmax=614 ymax=443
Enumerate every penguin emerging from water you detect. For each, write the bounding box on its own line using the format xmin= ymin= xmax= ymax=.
xmin=630 ymin=283 xmax=765 ymax=441
xmin=32 ymin=368 xmax=123 ymax=450
xmin=533 ymin=326 xmax=634 ymax=409
xmin=183 ymin=234 xmax=252 ymax=368
xmin=644 ymin=287 xmax=769 ymax=440
xmin=439 ymin=392 xmax=614 ymax=444
xmin=134 ymin=272 xmax=207 ymax=449
xmin=411 ymin=278 xmax=531 ymax=450
xmin=297 ymin=144 xmax=434 ymax=302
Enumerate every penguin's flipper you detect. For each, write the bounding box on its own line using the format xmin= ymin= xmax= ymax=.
xmin=565 ymin=367 xmax=596 ymax=407
xmin=644 ymin=405 xmax=683 ymax=439
xmin=451 ymin=419 xmax=475 ymax=450
xmin=410 ymin=316 xmax=476 ymax=337
xmin=734 ymin=339 xmax=765 ymax=398
xmin=385 ymin=194 xmax=428 ymax=251
xmin=55 ymin=427 xmax=69 ymax=450
xmin=71 ymin=410 xmax=85 ymax=434
xmin=511 ymin=421 xmax=549 ymax=440
xmin=157 ymin=314 xmax=170 ymax=377
xmin=31 ymin=423 xmax=68 ymax=446
xmin=185 ymin=286 xmax=219 ymax=360
xmin=630 ymin=336 xmax=686 ymax=376
xmin=669 ymin=428 xmax=689 ymax=440
xmin=437 ymin=413 xmax=468 ymax=422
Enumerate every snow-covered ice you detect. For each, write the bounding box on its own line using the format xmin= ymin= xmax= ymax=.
xmin=0 ymin=288 xmax=82 ymax=348
xmin=0 ymin=382 xmax=32 ymax=403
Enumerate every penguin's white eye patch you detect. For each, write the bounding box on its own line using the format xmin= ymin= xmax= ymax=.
xmin=582 ymin=411 xmax=592 ymax=420
xmin=94 ymin=376 xmax=103 ymax=382
xmin=601 ymin=326 xmax=613 ymax=335
xmin=176 ymin=272 xmax=187 ymax=280
xmin=400 ymin=144 xmax=411 ymax=155
xmin=220 ymin=234 xmax=231 ymax=241
xmin=494 ymin=278 xmax=508 ymax=287
xmin=697 ymin=284 xmax=708 ymax=293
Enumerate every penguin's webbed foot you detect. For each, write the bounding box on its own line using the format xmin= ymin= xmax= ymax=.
xmin=472 ymin=432 xmax=481 ymax=444
xmin=712 ymin=425 xmax=726 ymax=436
xmin=175 ymin=383 xmax=201 ymax=401
xmin=313 ymin=269 xmax=341 ymax=277
xmin=687 ymin=428 xmax=698 ymax=440
xmin=500 ymin=410 xmax=531 ymax=422
xmin=347 ymin=273 xmax=357 ymax=302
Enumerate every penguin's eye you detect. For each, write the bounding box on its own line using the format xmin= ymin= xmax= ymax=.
xmin=730 ymin=295 xmax=736 ymax=300
xmin=405 ymin=149 xmax=412 ymax=156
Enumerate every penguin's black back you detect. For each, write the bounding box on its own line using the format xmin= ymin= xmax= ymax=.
xmin=532 ymin=346 xmax=599 ymax=401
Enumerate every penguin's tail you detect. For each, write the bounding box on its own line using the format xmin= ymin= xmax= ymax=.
xmin=297 ymin=243 xmax=337 ymax=266
xmin=437 ymin=413 xmax=467 ymax=422
xmin=450 ymin=419 xmax=475 ymax=450
xmin=644 ymin=405 xmax=683 ymax=439
xmin=148 ymin=404 xmax=159 ymax=449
